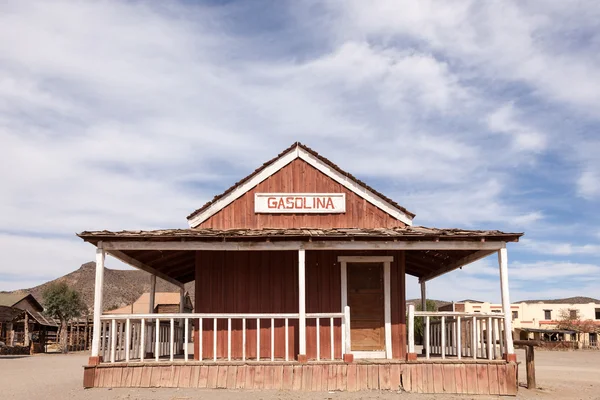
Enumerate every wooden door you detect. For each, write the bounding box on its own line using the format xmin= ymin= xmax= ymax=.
xmin=347 ymin=262 xmax=385 ymax=351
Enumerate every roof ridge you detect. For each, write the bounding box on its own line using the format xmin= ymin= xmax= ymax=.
xmin=186 ymin=142 xmax=415 ymax=222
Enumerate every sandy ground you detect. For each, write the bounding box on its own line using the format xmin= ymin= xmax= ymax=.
xmin=1 ymin=349 xmax=599 ymax=400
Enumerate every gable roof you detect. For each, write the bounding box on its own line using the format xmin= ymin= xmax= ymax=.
xmin=187 ymin=142 xmax=415 ymax=228
xmin=0 ymin=292 xmax=43 ymax=311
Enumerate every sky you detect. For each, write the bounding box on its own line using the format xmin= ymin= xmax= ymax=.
xmin=0 ymin=0 xmax=599 ymax=303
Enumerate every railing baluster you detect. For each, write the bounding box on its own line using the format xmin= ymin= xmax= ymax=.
xmin=487 ymin=317 xmax=493 ymax=360
xmin=125 ymin=318 xmax=131 ymax=362
xmin=242 ymin=318 xmax=246 ymax=361
xmin=213 ymin=318 xmax=217 ymax=361
xmin=407 ymin=304 xmax=415 ymax=355
xmin=170 ymin=318 xmax=175 ymax=362
xmin=110 ymin=319 xmax=116 ymax=363
xmin=499 ymin=317 xmax=505 ymax=356
xmin=457 ymin=316 xmax=462 ymax=360
xmin=472 ymin=317 xmax=477 ymax=359
xmin=441 ymin=316 xmax=446 ymax=359
xmin=256 ymin=318 xmax=260 ymax=361
xmin=425 ymin=316 xmax=430 ymax=359
xmin=330 ymin=317 xmax=335 ymax=360
xmin=184 ymin=317 xmax=189 ymax=362
xmin=155 ymin=319 xmax=160 ymax=362
xmin=199 ymin=318 xmax=203 ymax=361
xmin=316 ymin=317 xmax=320 ymax=361
xmin=267 ymin=318 xmax=272 ymax=362
xmin=284 ymin=318 xmax=289 ymax=362
xmin=140 ymin=319 xmax=145 ymax=362
xmin=344 ymin=306 xmax=351 ymax=356
xmin=228 ymin=318 xmax=232 ymax=361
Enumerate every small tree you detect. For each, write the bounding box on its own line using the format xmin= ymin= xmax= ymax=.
xmin=414 ymin=300 xmax=438 ymax=344
xmin=556 ymin=308 xmax=597 ymax=343
xmin=43 ymin=282 xmax=86 ymax=353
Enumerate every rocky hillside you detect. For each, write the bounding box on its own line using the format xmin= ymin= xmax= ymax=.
xmin=8 ymin=262 xmax=195 ymax=313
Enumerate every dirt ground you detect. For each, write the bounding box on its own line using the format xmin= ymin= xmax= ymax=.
xmin=1 ymin=349 xmax=598 ymax=400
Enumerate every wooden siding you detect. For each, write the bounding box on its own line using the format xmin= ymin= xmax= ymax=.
xmin=194 ymin=250 xmax=406 ymax=361
xmin=198 ymin=159 xmax=406 ymax=229
xmin=84 ymin=361 xmax=517 ymax=395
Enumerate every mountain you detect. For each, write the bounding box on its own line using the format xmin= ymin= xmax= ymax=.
xmin=406 ymin=298 xmax=451 ymax=310
xmin=7 ymin=262 xmax=195 ymax=313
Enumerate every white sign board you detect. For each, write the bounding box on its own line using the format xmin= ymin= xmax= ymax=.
xmin=254 ymin=193 xmax=346 ymax=214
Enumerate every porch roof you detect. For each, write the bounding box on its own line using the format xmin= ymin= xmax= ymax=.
xmin=78 ymin=226 xmax=522 ymax=285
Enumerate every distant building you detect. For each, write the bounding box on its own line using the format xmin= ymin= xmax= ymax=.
xmin=105 ymin=292 xmax=193 ymax=315
xmin=441 ymin=297 xmax=600 ymax=347
xmin=0 ymin=293 xmax=57 ymax=350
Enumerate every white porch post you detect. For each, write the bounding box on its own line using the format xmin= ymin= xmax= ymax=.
xmin=146 ymin=274 xmax=156 ymax=356
xmin=420 ymin=281 xmax=427 ymax=355
xmin=90 ymin=242 xmax=105 ymax=363
xmin=179 ymin=286 xmax=185 ymax=354
xmin=420 ymin=281 xmax=426 ymax=311
xmin=498 ymin=246 xmax=515 ymax=360
xmin=298 ymin=249 xmax=306 ymax=361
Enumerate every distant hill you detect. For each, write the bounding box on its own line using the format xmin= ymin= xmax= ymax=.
xmin=406 ymin=298 xmax=451 ymax=310
xmin=6 ymin=262 xmax=195 ymax=313
xmin=517 ymin=296 xmax=600 ymax=305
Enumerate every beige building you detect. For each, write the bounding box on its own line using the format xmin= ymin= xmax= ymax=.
xmin=106 ymin=292 xmax=193 ymax=315
xmin=440 ymin=297 xmax=600 ymax=347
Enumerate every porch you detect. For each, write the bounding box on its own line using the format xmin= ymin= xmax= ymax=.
xmin=79 ymin=227 xmax=521 ymax=394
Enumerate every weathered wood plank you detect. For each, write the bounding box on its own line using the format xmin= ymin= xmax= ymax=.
xmin=507 ymin=363 xmax=518 ymax=396
xmin=320 ymin=364 xmax=329 ymax=392
xmin=443 ymin=364 xmax=456 ymax=393
xmin=254 ymin=365 xmax=264 ymax=389
xmin=112 ymin=366 xmax=123 ymax=388
xmin=389 ymin=364 xmax=400 ymax=392
xmin=207 ymin=365 xmax=219 ymax=389
xmin=426 ymin=363 xmax=434 ymax=393
xmin=379 ymin=365 xmax=391 ymax=390
xmin=226 ymin=365 xmax=237 ymax=389
xmin=327 ymin=365 xmax=337 ymax=391
xmin=159 ymin=366 xmax=172 ymax=388
xmin=179 ymin=365 xmax=191 ymax=388
xmin=347 ymin=364 xmax=358 ymax=392
xmin=263 ymin=365 xmax=274 ymax=390
xmin=245 ymin=365 xmax=256 ymax=389
xmin=282 ymin=365 xmax=294 ymax=390
xmin=401 ymin=364 xmax=411 ymax=392
xmin=498 ymin=364 xmax=508 ymax=395
xmin=432 ymin=364 xmax=443 ymax=393
xmin=140 ymin=366 xmax=152 ymax=388
xmin=301 ymin=365 xmax=312 ymax=391
xmin=476 ymin=364 xmax=489 ymax=395
xmin=291 ymin=365 xmax=302 ymax=391
xmin=172 ymin=366 xmax=181 ymax=388
xmin=369 ymin=364 xmax=379 ymax=390
xmin=358 ymin=364 xmax=369 ymax=391
xmin=488 ymin=364 xmax=500 ymax=395
xmin=454 ymin=363 xmax=465 ymax=394
xmin=311 ymin=364 xmax=322 ymax=391
xmin=465 ymin=364 xmax=477 ymax=395
xmin=236 ymin=365 xmax=246 ymax=389
xmin=337 ymin=364 xmax=347 ymax=391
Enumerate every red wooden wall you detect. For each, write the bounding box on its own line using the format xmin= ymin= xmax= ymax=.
xmin=194 ymin=250 xmax=406 ymax=360
xmin=198 ymin=159 xmax=406 ymax=229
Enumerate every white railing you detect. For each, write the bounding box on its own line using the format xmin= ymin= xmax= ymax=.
xmin=408 ymin=305 xmax=507 ymax=360
xmin=99 ymin=308 xmax=350 ymax=364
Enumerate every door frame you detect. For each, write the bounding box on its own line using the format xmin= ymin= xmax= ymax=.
xmin=338 ymin=256 xmax=393 ymax=359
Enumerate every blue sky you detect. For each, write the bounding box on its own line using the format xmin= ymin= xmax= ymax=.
xmin=0 ymin=1 xmax=599 ymax=303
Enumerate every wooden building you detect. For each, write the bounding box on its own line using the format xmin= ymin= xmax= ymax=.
xmin=107 ymin=292 xmax=193 ymax=315
xmin=79 ymin=143 xmax=522 ymax=394
xmin=0 ymin=293 xmax=58 ymax=351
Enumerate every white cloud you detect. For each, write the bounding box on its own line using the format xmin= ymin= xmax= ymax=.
xmin=521 ymin=238 xmax=600 ymax=256
xmin=0 ymin=0 xmax=597 ymax=298
xmin=487 ymin=103 xmax=547 ymax=152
